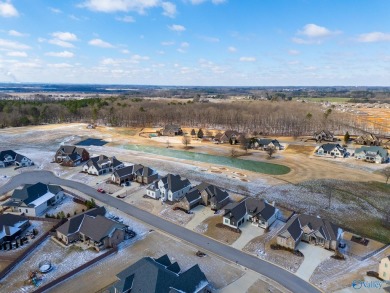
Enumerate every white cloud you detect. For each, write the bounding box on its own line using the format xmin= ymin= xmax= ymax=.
xmin=168 ymin=24 xmax=186 ymax=32
xmin=49 ymin=7 xmax=62 ymax=14
xmin=0 ymin=1 xmax=19 ymax=17
xmin=161 ymin=41 xmax=174 ymax=46
xmin=51 ymin=32 xmax=78 ymax=41
xmin=48 ymin=63 xmax=73 ymax=68
xmin=116 ymin=15 xmax=135 ymax=22
xmin=199 ymin=36 xmax=219 ymax=42
xmin=130 ymin=54 xmax=149 ymax=63
xmin=0 ymin=39 xmax=30 ymax=50
xmin=239 ymin=56 xmax=256 ymax=62
xmin=180 ymin=42 xmax=189 ymax=48
xmin=288 ymin=49 xmax=300 ymax=55
xmin=80 ymin=0 xmax=161 ymax=14
xmin=291 ymin=37 xmax=322 ymax=45
xmin=161 ymin=2 xmax=176 ymax=18
xmin=189 ymin=0 xmax=226 ymax=4
xmin=89 ymin=38 xmax=114 ymax=48
xmin=121 ymin=49 xmax=130 ymax=54
xmin=357 ymin=32 xmax=390 ymax=43
xmin=299 ymin=24 xmax=334 ymax=38
xmin=48 ymin=39 xmax=75 ymax=48
xmin=7 ymin=51 xmax=27 ymax=57
xmin=8 ymin=30 xmax=27 ymax=37
xmin=45 ymin=51 xmax=74 ymax=58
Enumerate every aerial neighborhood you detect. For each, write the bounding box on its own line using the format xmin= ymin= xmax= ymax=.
xmin=0 ymin=122 xmax=389 ymax=293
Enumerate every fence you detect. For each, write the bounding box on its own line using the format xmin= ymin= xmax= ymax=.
xmin=33 ymin=247 xmax=118 ymax=293
xmin=343 ymin=244 xmax=390 ymax=261
xmin=63 ymin=189 xmax=88 ymax=203
xmin=0 ymin=219 xmax=66 ymax=281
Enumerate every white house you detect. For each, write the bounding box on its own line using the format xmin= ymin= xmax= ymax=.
xmin=2 ymin=182 xmax=64 ymax=216
xmin=316 ymin=143 xmax=347 ymax=158
xmin=223 ymin=198 xmax=279 ymax=229
xmin=146 ymin=174 xmax=191 ymax=202
xmin=379 ymin=256 xmax=390 ymax=281
xmin=355 ymin=146 xmax=389 ymax=164
xmin=83 ymin=155 xmax=124 ymax=176
xmin=0 ymin=150 xmax=33 ymax=168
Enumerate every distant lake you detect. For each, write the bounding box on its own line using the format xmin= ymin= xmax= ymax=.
xmin=76 ymin=138 xmax=108 ymax=146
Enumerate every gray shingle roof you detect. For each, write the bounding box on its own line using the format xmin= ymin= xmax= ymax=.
xmin=110 ymin=254 xmax=208 ymax=293
xmin=11 ymin=182 xmax=62 ymax=206
xmin=355 ymin=146 xmax=388 ymax=158
xmin=319 ymin=143 xmax=343 ymax=152
xmin=224 ymin=200 xmax=246 ymax=225
xmin=79 ymin=215 xmax=127 ymax=242
xmin=0 ymin=150 xmax=17 ymax=161
xmin=113 ymin=166 xmax=135 ymax=178
xmin=245 ymin=198 xmax=276 ymax=221
xmin=160 ymin=174 xmax=191 ymax=193
xmin=0 ymin=214 xmax=28 ymax=231
xmin=57 ymin=207 xmax=106 ymax=236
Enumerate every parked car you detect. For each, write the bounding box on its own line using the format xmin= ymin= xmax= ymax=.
xmin=97 ymin=188 xmax=105 ymax=193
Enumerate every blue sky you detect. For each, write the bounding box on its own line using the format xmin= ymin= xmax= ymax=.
xmin=0 ymin=0 xmax=390 ymax=86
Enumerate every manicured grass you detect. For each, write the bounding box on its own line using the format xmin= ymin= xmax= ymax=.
xmin=123 ymin=144 xmax=291 ymax=175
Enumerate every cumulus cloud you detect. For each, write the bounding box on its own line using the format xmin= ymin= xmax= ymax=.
xmin=298 ymin=24 xmax=335 ymax=38
xmin=0 ymin=1 xmax=19 ymax=17
xmin=239 ymin=56 xmax=256 ymax=62
xmin=161 ymin=2 xmax=176 ymax=18
xmin=8 ymin=30 xmax=27 ymax=37
xmin=7 ymin=51 xmax=27 ymax=57
xmin=48 ymin=39 xmax=75 ymax=48
xmin=51 ymin=32 xmax=78 ymax=41
xmin=199 ymin=36 xmax=219 ymax=42
xmin=89 ymin=38 xmax=114 ymax=48
xmin=48 ymin=63 xmax=73 ymax=68
xmin=168 ymin=24 xmax=186 ymax=32
xmin=116 ymin=15 xmax=135 ymax=22
xmin=0 ymin=38 xmax=30 ymax=50
xmin=49 ymin=7 xmax=62 ymax=14
xmin=357 ymin=32 xmax=390 ymax=43
xmin=45 ymin=51 xmax=74 ymax=58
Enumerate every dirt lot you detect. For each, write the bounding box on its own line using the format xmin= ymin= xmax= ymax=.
xmin=195 ymin=215 xmax=241 ymax=245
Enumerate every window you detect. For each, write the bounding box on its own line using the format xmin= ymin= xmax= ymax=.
xmin=26 ymin=209 xmax=28 ymax=213
xmin=385 ymin=263 xmax=388 ymax=268
xmin=224 ymin=218 xmax=229 ymax=224
xmin=384 ymin=272 xmax=387 ymax=278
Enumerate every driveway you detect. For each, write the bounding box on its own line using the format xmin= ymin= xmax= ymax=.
xmin=231 ymin=221 xmax=264 ymax=250
xmin=185 ymin=205 xmax=215 ymax=230
xmin=0 ymin=171 xmax=321 ymax=293
xmin=295 ymin=242 xmax=333 ymax=281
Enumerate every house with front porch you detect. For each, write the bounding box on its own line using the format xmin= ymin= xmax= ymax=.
xmin=111 ymin=165 xmax=141 ymax=185
xmin=83 ymin=155 xmax=124 ymax=176
xmin=316 ymin=143 xmax=347 ymax=158
xmin=0 ymin=150 xmax=34 ymax=168
xmin=213 ymin=130 xmax=244 ymax=144
xmin=2 ymin=182 xmax=64 ymax=216
xmin=355 ymin=146 xmax=388 ymax=164
xmin=146 ymin=174 xmax=191 ymax=201
xmin=223 ymin=198 xmax=278 ymax=229
xmin=276 ymin=214 xmax=342 ymax=251
xmin=257 ymin=139 xmax=284 ymax=150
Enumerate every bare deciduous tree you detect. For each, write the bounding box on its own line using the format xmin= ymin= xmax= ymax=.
xmin=266 ymin=146 xmax=276 ymax=159
xmin=182 ymin=135 xmax=191 ymax=149
xmin=380 ymin=167 xmax=390 ymax=184
xmin=166 ymin=140 xmax=171 ymax=148
xmin=230 ymin=148 xmax=238 ymax=158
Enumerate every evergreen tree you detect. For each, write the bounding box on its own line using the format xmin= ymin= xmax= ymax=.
xmin=197 ymin=128 xmax=204 ymax=138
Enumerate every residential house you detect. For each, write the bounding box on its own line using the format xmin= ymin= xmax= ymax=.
xmin=355 ymin=134 xmax=381 ymax=146
xmin=257 ymin=139 xmax=284 ymax=150
xmin=134 ymin=165 xmax=158 ymax=184
xmin=178 ymin=182 xmax=230 ymax=212
xmin=379 ymin=256 xmax=390 ymax=281
xmin=56 ymin=207 xmax=129 ymax=251
xmin=316 ymin=143 xmax=347 ymax=158
xmin=54 ymin=145 xmax=89 ymax=167
xmin=2 ymin=182 xmax=64 ymax=216
xmin=313 ymin=130 xmax=335 ymax=142
xmin=83 ymin=155 xmax=124 ymax=176
xmin=223 ymin=198 xmax=278 ymax=229
xmin=214 ymin=130 xmax=244 ymax=144
xmin=276 ymin=214 xmax=342 ymax=251
xmin=0 ymin=214 xmax=30 ymax=245
xmin=108 ymin=254 xmax=210 ymax=293
xmin=161 ymin=125 xmax=183 ymax=136
xmin=111 ymin=165 xmax=141 ymax=185
xmin=146 ymin=174 xmax=191 ymax=201
xmin=355 ymin=146 xmax=389 ymax=164
xmin=0 ymin=150 xmax=33 ymax=168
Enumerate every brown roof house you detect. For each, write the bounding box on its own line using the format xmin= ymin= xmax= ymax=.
xmin=111 ymin=165 xmax=140 ymax=185
xmin=56 ymin=207 xmax=130 ymax=251
xmin=214 ymin=130 xmax=244 ymax=145
xmin=223 ymin=198 xmax=278 ymax=229
xmin=134 ymin=165 xmax=158 ymax=184
xmin=108 ymin=254 xmax=210 ymax=293
xmin=54 ymin=145 xmax=89 ymax=167
xmin=161 ymin=125 xmax=183 ymax=136
xmin=313 ymin=130 xmax=336 ymax=142
xmin=177 ymin=182 xmax=230 ymax=212
xmin=276 ymin=214 xmax=342 ymax=251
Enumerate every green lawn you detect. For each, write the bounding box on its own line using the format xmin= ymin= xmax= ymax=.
xmin=123 ymin=144 xmax=291 ymax=175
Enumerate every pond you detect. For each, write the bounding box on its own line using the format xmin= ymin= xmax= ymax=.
xmin=123 ymin=145 xmax=290 ymax=175
xmin=76 ymin=138 xmax=108 ymax=146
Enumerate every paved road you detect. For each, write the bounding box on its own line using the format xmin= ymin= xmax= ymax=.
xmin=0 ymin=171 xmax=322 ymax=293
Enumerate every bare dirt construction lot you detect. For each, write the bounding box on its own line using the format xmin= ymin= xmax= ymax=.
xmin=48 ymin=230 xmax=244 ymax=293
xmin=195 ymin=215 xmax=241 ymax=245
